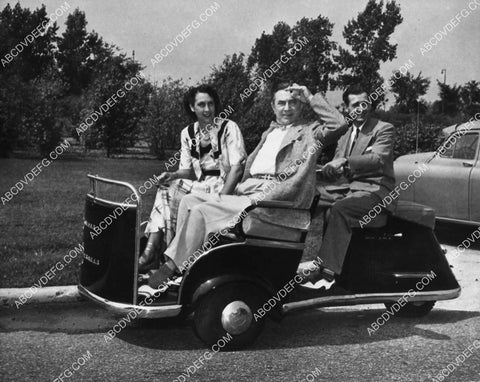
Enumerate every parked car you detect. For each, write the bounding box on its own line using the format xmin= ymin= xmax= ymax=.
xmin=394 ymin=120 xmax=480 ymax=225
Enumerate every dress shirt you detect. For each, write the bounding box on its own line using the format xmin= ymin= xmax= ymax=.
xmin=347 ymin=121 xmax=366 ymax=156
xmin=250 ymin=124 xmax=291 ymax=175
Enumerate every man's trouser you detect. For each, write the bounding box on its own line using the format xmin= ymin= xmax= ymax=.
xmin=319 ymin=190 xmax=381 ymax=274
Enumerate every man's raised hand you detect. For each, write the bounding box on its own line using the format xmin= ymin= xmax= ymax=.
xmin=285 ymin=83 xmax=313 ymax=104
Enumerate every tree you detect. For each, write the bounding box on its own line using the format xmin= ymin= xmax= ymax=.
xmin=82 ymin=56 xmax=149 ymax=157
xmin=143 ymin=78 xmax=187 ymax=158
xmin=335 ymin=0 xmax=403 ymax=103
xmin=0 ymin=3 xmax=60 ymax=156
xmin=390 ymin=71 xmax=430 ymax=113
xmin=437 ymin=81 xmax=462 ymax=116
xmin=460 ymin=80 xmax=480 ymax=106
xmin=460 ymin=80 xmax=480 ymax=117
xmin=0 ymin=3 xmax=58 ymax=80
xmin=240 ymin=88 xmax=275 ymax=152
xmin=57 ymin=8 xmax=119 ymax=144
xmin=206 ymin=53 xmax=251 ymax=116
xmin=0 ymin=74 xmax=30 ymax=156
xmin=57 ymin=8 xmax=113 ymax=95
xmin=374 ymin=110 xmax=445 ymax=158
xmin=247 ymin=21 xmax=291 ymax=79
xmin=0 ymin=67 xmax=66 ymax=157
xmin=247 ymin=16 xmax=337 ymax=92
xmin=26 ymin=68 xmax=67 ymax=155
xmin=242 ymin=16 xmax=338 ymax=151
xmin=289 ymin=16 xmax=337 ymax=92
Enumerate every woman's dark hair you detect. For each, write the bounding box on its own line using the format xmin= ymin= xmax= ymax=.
xmin=342 ymin=84 xmax=369 ymax=106
xmin=183 ymin=85 xmax=221 ymax=120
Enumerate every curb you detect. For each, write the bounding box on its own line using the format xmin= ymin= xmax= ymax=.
xmin=0 ymin=285 xmax=82 ymax=307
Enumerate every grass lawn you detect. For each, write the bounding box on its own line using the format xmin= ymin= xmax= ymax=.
xmin=0 ymin=157 xmax=163 ymax=288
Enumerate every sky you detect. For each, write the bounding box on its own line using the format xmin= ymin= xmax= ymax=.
xmin=8 ymin=0 xmax=480 ymax=106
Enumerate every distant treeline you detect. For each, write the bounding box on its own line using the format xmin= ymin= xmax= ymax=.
xmin=0 ymin=2 xmax=478 ymax=159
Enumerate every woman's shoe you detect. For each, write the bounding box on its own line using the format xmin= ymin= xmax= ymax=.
xmin=138 ymin=283 xmax=169 ymax=298
xmin=139 ymin=232 xmax=165 ymax=273
xmin=138 ymin=251 xmax=160 ymax=273
xmin=138 ymin=275 xmax=183 ymax=299
xmin=139 ymin=240 xmax=164 ymax=273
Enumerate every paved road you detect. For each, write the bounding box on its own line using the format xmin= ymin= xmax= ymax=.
xmin=1 ymin=227 xmax=479 ymax=382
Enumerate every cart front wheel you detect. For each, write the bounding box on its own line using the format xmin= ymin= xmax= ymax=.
xmin=193 ymin=282 xmax=267 ymax=350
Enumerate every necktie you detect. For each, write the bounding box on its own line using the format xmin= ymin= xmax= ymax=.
xmin=348 ymin=127 xmax=359 ymax=156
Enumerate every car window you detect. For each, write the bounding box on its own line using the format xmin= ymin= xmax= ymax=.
xmin=440 ymin=133 xmax=479 ymax=160
xmin=440 ymin=136 xmax=455 ymax=158
xmin=453 ymin=133 xmax=479 ymax=160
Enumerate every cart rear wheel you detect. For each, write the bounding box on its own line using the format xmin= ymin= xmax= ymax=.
xmin=193 ymin=283 xmax=267 ymax=350
xmin=384 ymin=301 xmax=435 ymax=317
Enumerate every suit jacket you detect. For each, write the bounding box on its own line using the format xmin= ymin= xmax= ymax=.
xmin=326 ymin=116 xmax=396 ymax=211
xmin=239 ymin=93 xmax=348 ymax=228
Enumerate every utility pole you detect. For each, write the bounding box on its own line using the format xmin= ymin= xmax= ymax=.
xmin=441 ymin=69 xmax=446 ymax=113
xmin=415 ymin=99 xmax=420 ymax=153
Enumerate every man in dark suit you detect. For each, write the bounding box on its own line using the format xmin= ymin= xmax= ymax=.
xmin=300 ymin=84 xmax=395 ymax=289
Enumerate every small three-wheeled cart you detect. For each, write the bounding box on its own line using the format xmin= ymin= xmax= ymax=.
xmin=78 ymin=175 xmax=460 ymax=350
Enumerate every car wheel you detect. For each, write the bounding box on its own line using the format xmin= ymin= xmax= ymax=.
xmin=193 ymin=282 xmax=267 ymax=350
xmin=384 ymin=301 xmax=435 ymax=317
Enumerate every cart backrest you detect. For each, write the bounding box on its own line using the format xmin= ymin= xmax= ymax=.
xmin=79 ymin=175 xmax=141 ymax=304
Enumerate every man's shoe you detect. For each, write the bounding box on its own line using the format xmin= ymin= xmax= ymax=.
xmin=300 ymin=278 xmax=335 ymax=291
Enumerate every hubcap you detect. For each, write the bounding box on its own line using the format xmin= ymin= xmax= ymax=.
xmin=221 ymin=300 xmax=253 ymax=335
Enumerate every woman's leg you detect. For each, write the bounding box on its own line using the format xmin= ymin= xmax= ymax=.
xmin=139 ymin=230 xmax=165 ymax=272
xmin=140 ymin=180 xmax=192 ymax=273
xmin=139 ymin=187 xmax=170 ymax=272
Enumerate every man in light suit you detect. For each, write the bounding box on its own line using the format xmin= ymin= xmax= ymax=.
xmin=300 ymin=84 xmax=395 ymax=289
xmin=142 ymin=82 xmax=348 ymax=291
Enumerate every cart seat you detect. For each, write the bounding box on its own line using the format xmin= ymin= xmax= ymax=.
xmin=242 ymin=205 xmax=311 ymax=242
xmin=393 ymin=200 xmax=435 ymax=228
xmin=319 ymin=199 xmax=435 ymax=229
xmin=240 ymin=199 xmax=435 ymax=243
xmin=243 ymin=215 xmax=308 ymax=242
xmin=317 ymin=199 xmax=388 ymax=228
xmin=240 ymin=197 xmax=436 ymax=242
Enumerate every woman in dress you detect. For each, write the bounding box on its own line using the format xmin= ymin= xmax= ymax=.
xmin=139 ymin=85 xmax=246 ymax=272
